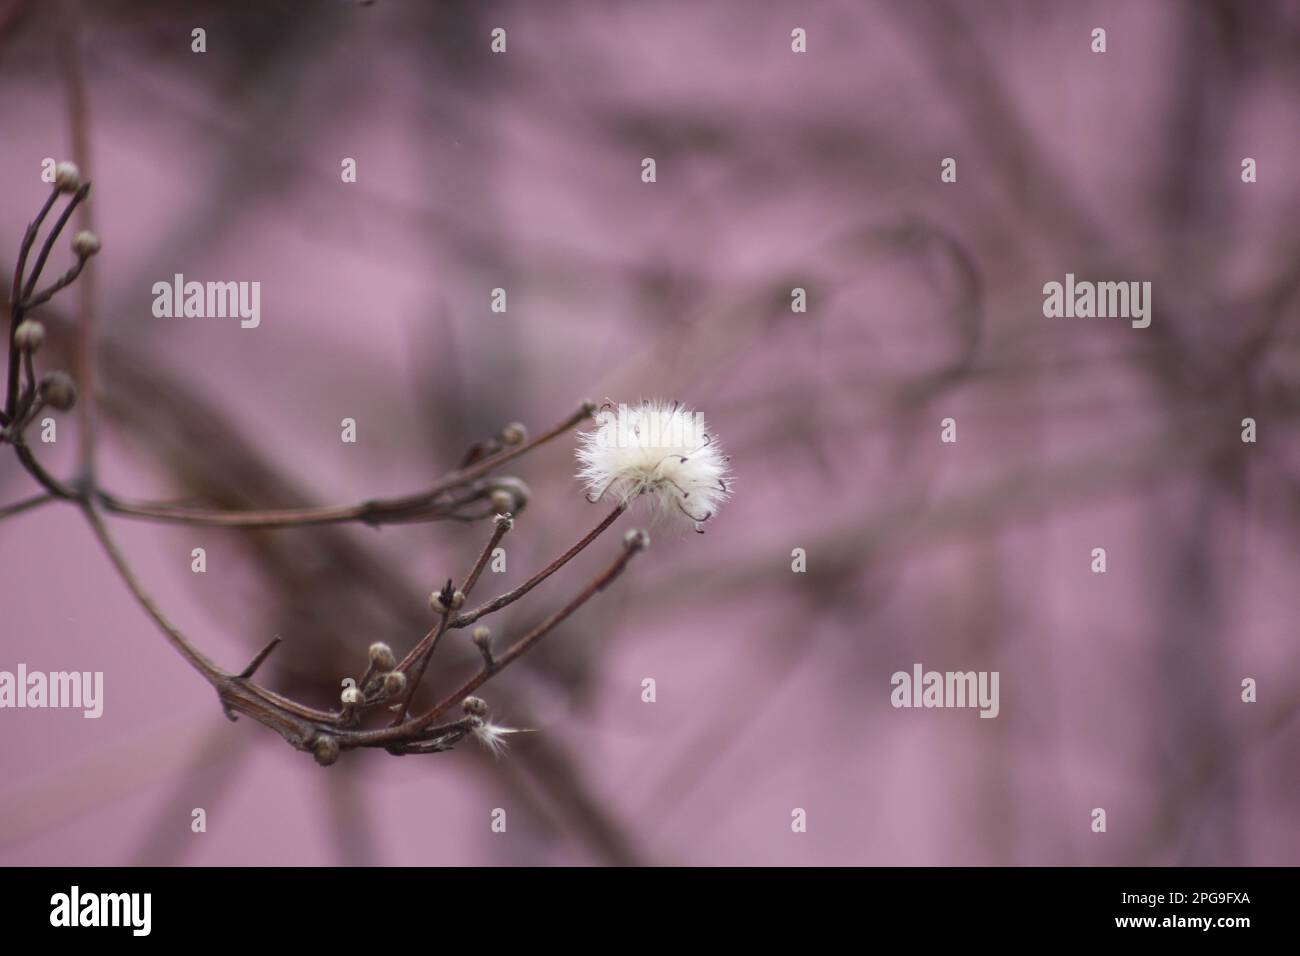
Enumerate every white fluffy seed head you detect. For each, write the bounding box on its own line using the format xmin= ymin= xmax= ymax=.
xmin=576 ymin=400 xmax=730 ymax=532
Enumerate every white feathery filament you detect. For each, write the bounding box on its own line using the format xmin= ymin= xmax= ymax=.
xmin=576 ymin=400 xmax=730 ymax=533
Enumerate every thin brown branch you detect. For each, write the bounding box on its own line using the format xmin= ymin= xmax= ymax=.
xmin=392 ymin=604 xmax=452 ymax=723
xmin=85 ymin=401 xmax=593 ymax=529
xmin=79 ymin=500 xmax=225 ymax=683
xmin=392 ymin=512 xmax=518 ymax=717
xmin=238 ymin=635 xmax=282 ymax=679
xmin=394 ymin=514 xmax=514 ymax=670
xmin=13 ymin=411 xmax=639 ymax=762
xmin=460 ymin=511 xmax=514 ymax=595
xmin=0 ymin=491 xmax=54 ymax=521
xmin=19 ymin=183 xmax=87 ymax=303
xmin=92 ymin=485 xmax=480 ymax=529
xmin=451 ymin=501 xmax=628 ymax=629
xmin=383 ymin=717 xmax=478 ymax=755
xmin=20 ymin=257 xmax=85 ymax=311
xmin=401 ymin=531 xmax=647 ymax=737
xmin=11 ymin=438 xmax=80 ymax=500
xmin=20 ymin=348 xmax=35 ymax=406
xmin=6 ymin=188 xmax=59 ymax=417
xmin=79 ymin=498 xmax=341 ymax=730
xmin=313 ymin=533 xmax=647 ymax=755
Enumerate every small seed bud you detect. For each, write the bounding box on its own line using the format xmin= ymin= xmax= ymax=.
xmin=368 ymin=642 xmax=396 ymax=670
xmin=381 ymin=671 xmax=407 ymax=697
xmin=462 ymin=696 xmax=489 ymax=717
xmin=313 ymin=735 xmax=340 ymax=766
xmin=38 ymin=371 xmax=77 ymax=411
xmin=14 ymin=320 xmax=45 ymax=352
xmin=485 ymin=477 xmax=529 ymax=516
xmin=340 ymin=685 xmax=362 ymax=706
xmin=500 ymin=421 xmax=527 ymax=445
xmin=492 ymin=511 xmax=514 ymax=530
xmin=54 ymin=162 xmax=81 ymax=193
xmin=623 ymin=528 xmax=650 ymax=551
xmin=430 ymin=579 xmax=464 ymax=614
xmin=71 ymin=230 xmax=101 ymax=258
xmin=472 ymin=626 xmax=493 ymax=663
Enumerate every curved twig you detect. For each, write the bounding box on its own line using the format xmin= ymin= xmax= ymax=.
xmin=2 ymin=182 xmax=641 ymax=766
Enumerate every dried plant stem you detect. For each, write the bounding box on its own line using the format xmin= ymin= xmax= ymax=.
xmin=20 ymin=185 xmax=88 ymax=303
xmin=80 ymin=500 xmax=226 ymax=682
xmin=0 ymin=491 xmax=54 ymax=520
xmin=346 ymin=537 xmax=645 ymax=750
xmin=406 ymin=536 xmax=644 ymax=735
xmin=392 ymin=513 xmax=515 ymax=718
xmin=452 ymin=501 xmax=628 ymax=629
xmin=84 ymin=402 xmax=593 ymax=528
xmin=238 ymin=635 xmax=282 ymax=679
xmin=16 ymin=411 xmax=625 ymax=760
xmin=93 ymin=484 xmax=487 ymax=529
xmin=21 ymin=258 xmax=86 ymax=311
xmin=393 ymin=502 xmax=627 ymax=720
xmin=3 ymin=179 xmax=638 ymax=765
xmin=6 ymin=189 xmax=60 ymax=418
xmin=393 ymin=614 xmax=453 ymax=722
xmin=4 ymin=402 xmax=593 ymax=528
xmin=11 ymin=438 xmax=78 ymax=500
xmin=79 ymin=487 xmax=644 ymax=759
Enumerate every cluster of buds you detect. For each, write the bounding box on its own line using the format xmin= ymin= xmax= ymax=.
xmin=3 ymin=161 xmax=100 ymax=442
xmin=335 ymin=641 xmax=409 ymax=730
xmin=429 ymin=578 xmax=465 ymax=615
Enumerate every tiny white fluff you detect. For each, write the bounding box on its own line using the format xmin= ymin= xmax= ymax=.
xmin=472 ymin=721 xmax=526 ymax=757
xmin=576 ymin=399 xmax=730 ymax=532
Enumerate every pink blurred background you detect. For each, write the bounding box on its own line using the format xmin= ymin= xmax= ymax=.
xmin=1 ymin=0 xmax=1298 ymax=865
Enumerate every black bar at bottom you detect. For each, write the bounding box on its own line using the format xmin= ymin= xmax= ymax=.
xmin=0 ymin=866 xmax=1286 ymax=942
